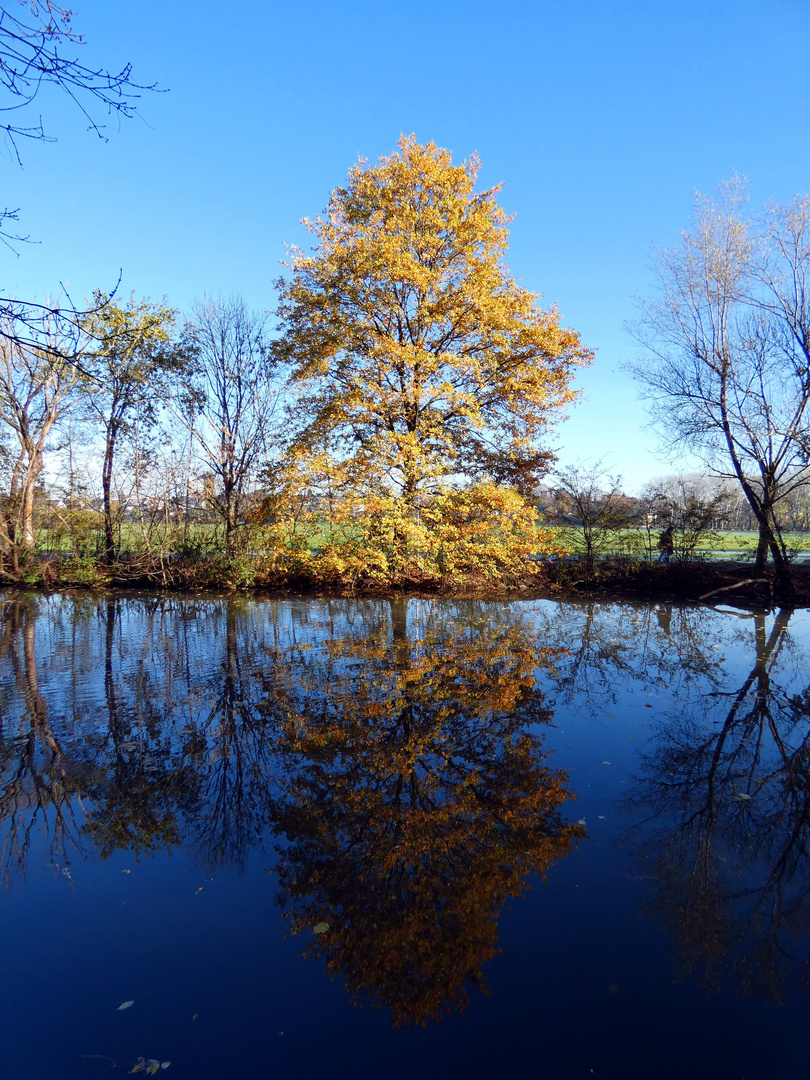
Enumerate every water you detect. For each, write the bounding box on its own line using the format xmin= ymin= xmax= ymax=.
xmin=1 ymin=591 xmax=809 ymax=1080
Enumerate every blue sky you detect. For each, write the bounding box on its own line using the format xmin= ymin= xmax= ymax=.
xmin=3 ymin=0 xmax=809 ymax=492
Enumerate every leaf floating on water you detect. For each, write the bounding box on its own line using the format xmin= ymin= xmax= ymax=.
xmin=130 ymin=1059 xmax=162 ymax=1075
xmin=577 ymin=818 xmax=587 ymax=826
xmin=118 ymin=1000 xmax=135 ymax=1011
xmin=734 ymin=792 xmax=752 ymax=801
xmin=160 ymin=1063 xmax=171 ymax=1071
xmin=601 ymin=761 xmax=612 ymax=765
xmin=195 ymin=887 xmax=205 ymax=894
xmin=313 ymin=921 xmax=330 ymax=935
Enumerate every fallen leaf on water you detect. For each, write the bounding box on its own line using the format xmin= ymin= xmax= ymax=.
xmin=577 ymin=818 xmax=587 ymax=826
xmin=734 ymin=792 xmax=752 ymax=801
xmin=192 ymin=1014 xmax=197 ymax=1022
xmin=313 ymin=922 xmax=330 ymax=935
xmin=130 ymin=1059 xmax=162 ymax=1075
xmin=122 ymin=869 xmax=131 ymax=874
xmin=161 ymin=1063 xmax=171 ymax=1070
xmin=601 ymin=761 xmax=611 ymax=765
xmin=117 ymin=1000 xmax=134 ymax=1011
xmin=598 ymin=815 xmax=606 ymax=820
xmin=195 ymin=887 xmax=205 ymax=894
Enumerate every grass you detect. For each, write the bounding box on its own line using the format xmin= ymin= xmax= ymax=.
xmin=548 ymin=528 xmax=810 ymax=558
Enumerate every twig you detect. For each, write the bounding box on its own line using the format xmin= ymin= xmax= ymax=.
xmin=698 ymin=579 xmax=771 ymax=601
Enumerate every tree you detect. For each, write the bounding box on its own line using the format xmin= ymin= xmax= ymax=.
xmin=180 ymin=296 xmax=282 ymax=555
xmin=0 ymin=309 xmax=83 ymax=576
xmin=81 ymin=293 xmax=178 ymax=561
xmin=550 ymin=460 xmax=636 ymax=574
xmin=276 ymin=136 xmax=592 ymax=509
xmin=629 ymin=180 xmax=810 ymax=594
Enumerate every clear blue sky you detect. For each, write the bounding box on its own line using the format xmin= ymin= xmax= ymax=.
xmin=3 ymin=0 xmax=809 ymax=492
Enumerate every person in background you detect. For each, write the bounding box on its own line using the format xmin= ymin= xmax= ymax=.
xmin=657 ymin=524 xmax=674 ymax=563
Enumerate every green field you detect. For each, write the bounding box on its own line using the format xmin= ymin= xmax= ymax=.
xmin=550 ymin=528 xmax=810 ymax=559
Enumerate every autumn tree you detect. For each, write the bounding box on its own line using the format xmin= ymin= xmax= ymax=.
xmin=81 ymin=293 xmax=179 ymax=561
xmin=629 ymin=180 xmax=810 ymax=595
xmin=276 ymin=137 xmax=591 ymax=534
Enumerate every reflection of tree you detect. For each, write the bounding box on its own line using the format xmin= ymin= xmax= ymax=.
xmin=178 ymin=602 xmax=280 ymax=868
xmin=627 ymin=607 xmax=810 ymax=1000
xmin=269 ymin=599 xmax=582 ymax=1026
xmin=79 ymin=598 xmax=186 ymax=861
xmin=539 ymin=599 xmax=727 ymax=713
xmin=0 ymin=595 xmax=283 ymax=880
xmin=0 ymin=597 xmax=91 ymax=882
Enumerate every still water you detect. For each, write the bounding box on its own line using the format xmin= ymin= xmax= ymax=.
xmin=1 ymin=592 xmax=809 ymax=1079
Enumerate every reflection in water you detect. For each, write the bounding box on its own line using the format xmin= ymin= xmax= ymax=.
xmin=0 ymin=593 xmax=581 ymax=1025
xmin=267 ymin=598 xmax=582 ymax=1025
xmin=4 ymin=592 xmax=810 ymax=1024
xmin=627 ymin=607 xmax=810 ymax=1001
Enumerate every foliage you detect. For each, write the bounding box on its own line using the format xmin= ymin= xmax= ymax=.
xmin=0 ymin=308 xmax=85 ymax=576
xmin=81 ymin=293 xmax=179 ymax=560
xmin=275 ymin=136 xmax=590 ymax=582
xmin=298 ymin=482 xmax=564 ymax=587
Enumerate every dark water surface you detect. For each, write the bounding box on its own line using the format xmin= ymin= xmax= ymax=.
xmin=2 ymin=592 xmax=810 ymax=1080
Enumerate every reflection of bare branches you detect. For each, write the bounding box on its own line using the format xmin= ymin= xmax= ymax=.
xmin=626 ymin=607 xmax=810 ymax=1000
xmin=529 ymin=599 xmax=728 ymax=716
xmin=0 ymin=597 xmax=89 ymax=883
xmin=0 ymin=595 xmax=286 ymax=880
xmin=182 ymin=605 xmax=280 ymax=869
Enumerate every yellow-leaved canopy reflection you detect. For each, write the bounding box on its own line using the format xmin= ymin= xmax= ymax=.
xmin=267 ymin=599 xmax=583 ymax=1026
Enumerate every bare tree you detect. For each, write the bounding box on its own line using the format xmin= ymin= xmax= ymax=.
xmin=646 ymin=474 xmax=732 ymax=565
xmin=629 ymin=180 xmax=810 ymax=595
xmin=179 ymin=296 xmax=283 ymax=555
xmin=550 ymin=460 xmax=636 ymax=574
xmin=0 ymin=310 xmax=84 ymax=576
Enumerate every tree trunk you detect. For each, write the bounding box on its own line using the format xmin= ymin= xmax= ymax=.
xmin=102 ymin=422 xmax=120 ymax=563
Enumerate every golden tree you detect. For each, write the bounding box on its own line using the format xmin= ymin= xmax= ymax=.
xmin=276 ymin=136 xmax=591 ymax=513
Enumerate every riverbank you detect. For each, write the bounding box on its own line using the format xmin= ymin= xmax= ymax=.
xmin=3 ymin=554 xmax=810 ymax=608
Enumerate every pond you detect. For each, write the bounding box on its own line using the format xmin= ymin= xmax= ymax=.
xmin=1 ymin=592 xmax=809 ymax=1080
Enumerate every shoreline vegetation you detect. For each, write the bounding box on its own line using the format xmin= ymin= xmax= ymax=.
xmin=5 ymin=544 xmax=810 ymax=608
xmin=4 ymin=143 xmax=810 ymax=605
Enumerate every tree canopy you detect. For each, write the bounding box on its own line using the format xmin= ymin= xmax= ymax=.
xmin=277 ymin=136 xmax=592 ymax=504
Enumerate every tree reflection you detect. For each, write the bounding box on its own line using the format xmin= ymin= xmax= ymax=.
xmin=0 ymin=595 xmax=284 ymax=879
xmin=268 ymin=598 xmax=582 ymax=1026
xmin=627 ymin=607 xmax=810 ymax=1000
xmin=0 ymin=596 xmax=94 ymax=882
